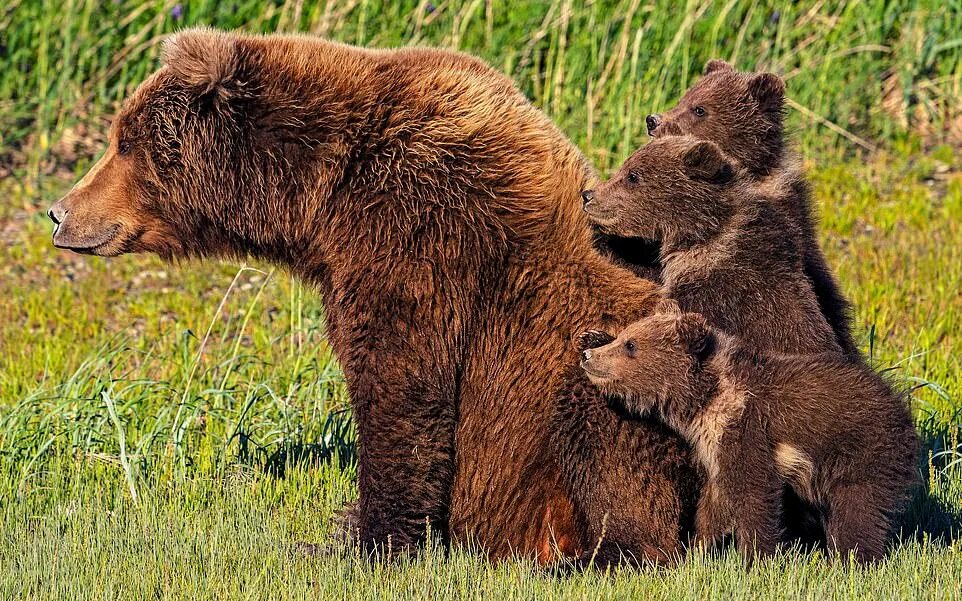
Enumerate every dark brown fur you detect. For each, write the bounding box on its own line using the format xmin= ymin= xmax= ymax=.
xmin=581 ymin=312 xmax=919 ymax=564
xmin=584 ymin=135 xmax=841 ymax=355
xmin=48 ymin=29 xmax=696 ymax=563
xmin=644 ymin=59 xmax=858 ymax=356
xmin=550 ymin=330 xmax=701 ymax=569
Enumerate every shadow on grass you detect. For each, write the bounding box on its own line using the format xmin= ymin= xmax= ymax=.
xmin=902 ymin=423 xmax=962 ymax=545
xmin=236 ymin=408 xmax=357 ymax=477
xmin=232 ymin=392 xmax=961 ymax=557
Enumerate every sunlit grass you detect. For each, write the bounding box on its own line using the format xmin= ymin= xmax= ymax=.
xmin=3 ymin=1 xmax=961 ymax=176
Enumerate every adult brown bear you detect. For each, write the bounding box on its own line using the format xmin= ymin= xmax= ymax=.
xmin=47 ymin=28 xmax=696 ymax=563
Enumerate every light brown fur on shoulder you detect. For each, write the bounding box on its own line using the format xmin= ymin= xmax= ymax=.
xmin=641 ymin=59 xmax=858 ymax=356
xmin=583 ymin=135 xmax=840 ymax=355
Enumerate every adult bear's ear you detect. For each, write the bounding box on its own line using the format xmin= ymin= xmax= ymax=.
xmin=704 ymin=59 xmax=734 ymax=75
xmin=682 ymin=141 xmax=734 ymax=184
xmin=747 ymin=72 xmax=785 ymax=115
xmin=675 ymin=313 xmax=716 ymax=363
xmin=163 ymin=27 xmax=240 ymax=99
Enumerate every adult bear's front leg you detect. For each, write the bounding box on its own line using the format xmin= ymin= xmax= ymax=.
xmin=346 ymin=356 xmax=459 ymax=557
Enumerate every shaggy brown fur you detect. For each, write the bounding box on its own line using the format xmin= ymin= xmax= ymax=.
xmin=48 ymin=28 xmax=696 ymax=562
xmin=550 ymin=330 xmax=700 ymax=569
xmin=584 ymin=135 xmax=841 ymax=355
xmin=580 ymin=312 xmax=919 ymax=564
xmin=643 ymin=59 xmax=857 ymax=356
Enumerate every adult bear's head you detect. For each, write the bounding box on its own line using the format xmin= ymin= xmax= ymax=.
xmin=48 ymin=28 xmax=390 ymax=262
xmin=51 ymin=29 xmax=236 ymax=259
xmin=49 ymin=28 xmax=591 ymax=267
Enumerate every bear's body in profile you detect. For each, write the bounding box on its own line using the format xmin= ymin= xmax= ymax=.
xmin=579 ymin=312 xmax=918 ymax=564
xmin=644 ymin=60 xmax=858 ymax=356
xmin=583 ymin=135 xmax=841 ymax=355
xmin=48 ymin=29 xmax=699 ymax=563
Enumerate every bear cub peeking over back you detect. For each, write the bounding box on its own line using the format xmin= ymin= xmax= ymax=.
xmin=583 ymin=135 xmax=839 ymax=355
xmin=643 ymin=60 xmax=857 ymax=356
xmin=578 ymin=312 xmax=918 ymax=564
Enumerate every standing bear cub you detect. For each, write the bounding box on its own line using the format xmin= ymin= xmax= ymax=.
xmin=579 ymin=312 xmax=918 ymax=564
xmin=583 ymin=134 xmax=840 ymax=355
xmin=643 ymin=59 xmax=857 ymax=356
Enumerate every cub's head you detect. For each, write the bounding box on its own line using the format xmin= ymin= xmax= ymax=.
xmin=645 ymin=59 xmax=786 ymax=176
xmin=578 ymin=310 xmax=716 ymax=416
xmin=581 ymin=136 xmax=736 ymax=247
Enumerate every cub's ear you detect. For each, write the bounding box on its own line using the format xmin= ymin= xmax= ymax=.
xmin=162 ymin=27 xmax=240 ymax=98
xmin=675 ymin=313 xmax=716 ymax=363
xmin=682 ymin=141 xmax=734 ymax=184
xmin=577 ymin=330 xmax=616 ymax=352
xmin=704 ymin=59 xmax=734 ymax=75
xmin=747 ymin=72 xmax=785 ymax=114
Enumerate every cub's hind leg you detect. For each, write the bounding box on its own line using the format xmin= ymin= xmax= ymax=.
xmin=826 ymin=484 xmax=889 ymax=565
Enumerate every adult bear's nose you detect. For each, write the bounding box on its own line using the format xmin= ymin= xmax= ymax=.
xmin=646 ymin=114 xmax=661 ymax=135
xmin=581 ymin=349 xmax=592 ymax=362
xmin=581 ymin=190 xmax=594 ymax=207
xmin=48 ymin=201 xmax=67 ymax=226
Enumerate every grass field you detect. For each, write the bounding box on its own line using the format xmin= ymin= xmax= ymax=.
xmin=2 ymin=1 xmax=962 ymax=599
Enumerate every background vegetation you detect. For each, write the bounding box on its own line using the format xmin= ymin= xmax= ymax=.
xmin=1 ymin=1 xmax=961 ymax=598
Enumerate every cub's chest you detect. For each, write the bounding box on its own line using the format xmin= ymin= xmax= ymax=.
xmin=685 ymin=386 xmax=749 ymax=480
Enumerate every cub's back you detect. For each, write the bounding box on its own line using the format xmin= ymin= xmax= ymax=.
xmin=747 ymin=353 xmax=917 ymax=466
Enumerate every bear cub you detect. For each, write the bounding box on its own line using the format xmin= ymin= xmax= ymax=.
xmin=643 ymin=59 xmax=857 ymax=356
xmin=578 ymin=312 xmax=918 ymax=563
xmin=583 ymin=134 xmax=839 ymax=355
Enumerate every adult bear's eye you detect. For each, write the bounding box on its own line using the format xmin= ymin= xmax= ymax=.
xmin=624 ymin=340 xmax=637 ymax=356
xmin=627 ymin=171 xmax=640 ymax=185
xmin=118 ymin=139 xmax=132 ymax=155
xmin=692 ymin=106 xmax=707 ymax=118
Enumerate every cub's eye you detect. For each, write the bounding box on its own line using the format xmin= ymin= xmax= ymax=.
xmin=624 ymin=340 xmax=637 ymax=356
xmin=692 ymin=106 xmax=707 ymax=118
xmin=117 ymin=139 xmax=132 ymax=155
xmin=626 ymin=171 xmax=640 ymax=185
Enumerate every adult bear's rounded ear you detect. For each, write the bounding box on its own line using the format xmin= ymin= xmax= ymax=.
xmin=674 ymin=313 xmax=716 ymax=363
xmin=747 ymin=72 xmax=785 ymax=115
xmin=162 ymin=27 xmax=240 ymax=99
xmin=682 ymin=140 xmax=734 ymax=184
xmin=704 ymin=59 xmax=734 ymax=75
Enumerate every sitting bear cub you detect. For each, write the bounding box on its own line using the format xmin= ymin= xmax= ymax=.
xmin=643 ymin=59 xmax=857 ymax=356
xmin=583 ymin=135 xmax=839 ymax=355
xmin=578 ymin=312 xmax=918 ymax=564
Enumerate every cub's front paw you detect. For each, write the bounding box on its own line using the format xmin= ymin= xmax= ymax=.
xmin=577 ymin=330 xmax=615 ymax=352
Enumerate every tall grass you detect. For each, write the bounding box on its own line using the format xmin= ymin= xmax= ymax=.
xmin=2 ymin=0 xmax=961 ymax=177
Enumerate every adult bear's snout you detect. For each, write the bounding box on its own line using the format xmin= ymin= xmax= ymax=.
xmin=48 ymin=202 xmax=67 ymax=226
